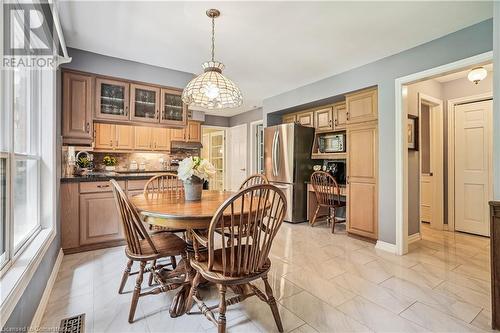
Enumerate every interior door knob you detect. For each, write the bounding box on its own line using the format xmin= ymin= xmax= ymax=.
xmin=240 ymin=168 xmax=246 ymax=171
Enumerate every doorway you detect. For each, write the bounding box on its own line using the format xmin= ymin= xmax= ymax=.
xmin=201 ymin=126 xmax=226 ymax=191
xmin=228 ymin=124 xmax=248 ymax=191
xmin=396 ymin=51 xmax=493 ymax=255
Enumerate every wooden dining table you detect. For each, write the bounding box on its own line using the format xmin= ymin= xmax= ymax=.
xmin=131 ymin=189 xmax=244 ymax=318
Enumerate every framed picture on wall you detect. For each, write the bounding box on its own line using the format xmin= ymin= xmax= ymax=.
xmin=407 ymin=115 xmax=419 ymax=151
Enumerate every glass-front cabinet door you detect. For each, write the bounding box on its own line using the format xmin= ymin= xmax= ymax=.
xmin=95 ymin=78 xmax=130 ymax=121
xmin=160 ymin=88 xmax=187 ymax=126
xmin=130 ymin=83 xmax=160 ymax=123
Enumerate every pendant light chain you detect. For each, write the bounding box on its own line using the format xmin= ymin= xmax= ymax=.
xmin=211 ymin=16 xmax=215 ymax=61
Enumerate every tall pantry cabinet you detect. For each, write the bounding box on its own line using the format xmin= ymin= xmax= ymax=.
xmin=346 ymin=88 xmax=378 ymax=240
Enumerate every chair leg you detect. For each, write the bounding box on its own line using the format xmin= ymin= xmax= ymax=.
xmin=170 ymin=256 xmax=177 ymax=269
xmin=262 ymin=276 xmax=284 ymax=332
xmin=310 ymin=205 xmax=321 ymax=227
xmin=217 ymin=284 xmax=227 ymax=333
xmin=119 ymin=259 xmax=133 ymax=294
xmin=148 ymin=260 xmax=156 ymax=286
xmin=331 ymin=207 xmax=337 ymax=234
xmin=185 ymin=271 xmax=202 ymax=314
xmin=129 ymin=261 xmax=145 ymax=323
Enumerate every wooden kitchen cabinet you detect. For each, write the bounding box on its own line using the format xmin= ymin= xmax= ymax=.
xmin=282 ymin=114 xmax=296 ymax=124
xmin=171 ymin=128 xmax=186 ymax=141
xmin=134 ymin=126 xmax=152 ymax=150
xmin=62 ymin=71 xmax=94 ymax=145
xmin=297 ymin=111 xmax=314 ymax=127
xmin=95 ymin=78 xmax=130 ymax=121
xmin=347 ymin=122 xmax=378 ymax=239
xmin=314 ymin=107 xmax=333 ymax=131
xmin=186 ymin=121 xmax=201 ymax=142
xmin=94 ymin=123 xmax=134 ymax=150
xmin=94 ymin=123 xmax=114 ymax=150
xmin=151 ymin=127 xmax=170 ymax=151
xmin=333 ymin=102 xmax=347 ymax=130
xmin=160 ymin=88 xmax=187 ymax=126
xmin=130 ymin=83 xmax=161 ymax=124
xmin=346 ymin=88 xmax=378 ymax=124
xmin=79 ymin=191 xmax=123 ymax=246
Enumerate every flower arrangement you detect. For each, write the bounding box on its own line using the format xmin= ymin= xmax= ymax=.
xmin=178 ymin=156 xmax=216 ymax=181
xmin=77 ymin=156 xmax=91 ymax=168
xmin=103 ymin=155 xmax=118 ymax=167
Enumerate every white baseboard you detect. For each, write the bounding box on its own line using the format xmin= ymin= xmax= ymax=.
xmin=30 ymin=248 xmax=63 ymax=329
xmin=375 ymin=241 xmax=397 ymax=254
xmin=408 ymin=232 xmax=421 ymax=244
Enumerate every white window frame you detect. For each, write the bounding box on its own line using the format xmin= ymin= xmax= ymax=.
xmin=250 ymin=120 xmax=264 ymax=174
xmin=0 ymin=0 xmax=59 ymax=326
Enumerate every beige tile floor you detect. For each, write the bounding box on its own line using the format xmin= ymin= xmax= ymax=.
xmin=39 ymin=222 xmax=492 ymax=332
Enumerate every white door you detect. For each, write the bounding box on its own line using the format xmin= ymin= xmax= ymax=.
xmin=419 ymin=95 xmax=444 ymax=229
xmin=455 ymin=100 xmax=492 ymax=236
xmin=228 ymin=124 xmax=248 ymax=191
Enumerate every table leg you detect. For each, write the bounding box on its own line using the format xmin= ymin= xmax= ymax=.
xmin=168 ymin=232 xmax=207 ymax=318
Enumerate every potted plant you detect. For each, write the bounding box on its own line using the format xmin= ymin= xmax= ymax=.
xmin=76 ymin=156 xmax=92 ymax=175
xmin=178 ymin=156 xmax=216 ymax=201
xmin=103 ymin=155 xmax=118 ymax=171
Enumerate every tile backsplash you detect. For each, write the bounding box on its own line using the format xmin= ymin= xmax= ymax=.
xmin=62 ymin=146 xmax=199 ymax=175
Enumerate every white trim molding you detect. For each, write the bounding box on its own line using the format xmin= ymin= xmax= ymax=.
xmin=0 ymin=229 xmax=56 ymax=328
xmin=30 ymin=249 xmax=63 ymax=329
xmin=375 ymin=241 xmax=397 ymax=254
xmin=408 ymin=233 xmax=421 ymax=244
xmin=394 ymin=51 xmax=493 ymax=256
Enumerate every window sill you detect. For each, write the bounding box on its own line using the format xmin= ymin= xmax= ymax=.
xmin=0 ymin=228 xmax=56 ymax=328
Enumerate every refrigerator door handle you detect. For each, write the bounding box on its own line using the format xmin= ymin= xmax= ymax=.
xmin=275 ymin=130 xmax=281 ymax=176
xmin=272 ymin=130 xmax=278 ymax=176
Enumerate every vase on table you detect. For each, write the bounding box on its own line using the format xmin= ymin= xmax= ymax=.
xmin=183 ymin=176 xmax=203 ymax=201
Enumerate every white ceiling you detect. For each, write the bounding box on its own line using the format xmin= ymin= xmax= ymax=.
xmin=58 ymin=1 xmax=493 ymax=116
xmin=434 ymin=63 xmax=493 ymax=82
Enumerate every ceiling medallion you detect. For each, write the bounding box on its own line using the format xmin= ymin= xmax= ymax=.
xmin=182 ymin=9 xmax=243 ymax=110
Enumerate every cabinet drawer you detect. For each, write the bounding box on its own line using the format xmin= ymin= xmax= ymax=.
xmin=79 ymin=180 xmax=125 ymax=193
xmin=127 ymin=179 xmax=149 ymax=191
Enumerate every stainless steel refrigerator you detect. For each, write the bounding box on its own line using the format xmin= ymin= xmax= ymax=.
xmin=264 ymin=123 xmax=315 ymax=223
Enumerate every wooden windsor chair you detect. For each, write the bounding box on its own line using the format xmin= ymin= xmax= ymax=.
xmin=309 ymin=171 xmax=345 ymax=233
xmin=110 ymin=179 xmax=187 ymax=323
xmin=185 ymin=184 xmax=287 ymax=333
xmin=216 ymin=174 xmax=269 ymax=242
xmin=143 ymin=173 xmax=186 ymax=284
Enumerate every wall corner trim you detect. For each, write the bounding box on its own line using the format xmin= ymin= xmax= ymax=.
xmin=30 ymin=249 xmax=64 ymax=330
xmin=408 ymin=232 xmax=421 ymax=244
xmin=375 ymin=241 xmax=397 ymax=254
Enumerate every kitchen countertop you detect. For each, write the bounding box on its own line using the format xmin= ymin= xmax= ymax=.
xmin=61 ymin=170 xmax=177 ymax=183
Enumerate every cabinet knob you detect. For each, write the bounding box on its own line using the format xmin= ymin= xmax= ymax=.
xmin=86 ymin=122 xmax=90 ymax=133
xmin=346 ymin=112 xmax=350 ymax=120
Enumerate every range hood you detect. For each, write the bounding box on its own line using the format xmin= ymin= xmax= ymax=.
xmin=170 ymin=141 xmax=203 ymax=150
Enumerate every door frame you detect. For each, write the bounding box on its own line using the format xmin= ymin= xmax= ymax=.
xmin=394 ymin=51 xmax=492 ymax=255
xmin=447 ymin=92 xmax=493 ymax=232
xmin=201 ymin=125 xmax=228 ymax=190
xmin=418 ymin=93 xmax=444 ymax=231
xmin=249 ymin=120 xmax=264 ymax=174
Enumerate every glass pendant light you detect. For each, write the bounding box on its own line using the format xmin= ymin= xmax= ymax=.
xmin=182 ymin=9 xmax=243 ymax=110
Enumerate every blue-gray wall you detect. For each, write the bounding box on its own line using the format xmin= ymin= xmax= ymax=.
xmin=63 ymin=48 xmax=194 ymax=89
xmin=263 ymin=19 xmax=494 ymax=244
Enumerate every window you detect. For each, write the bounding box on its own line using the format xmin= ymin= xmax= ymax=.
xmin=0 ymin=33 xmax=44 ymax=272
xmin=251 ymin=121 xmax=264 ymax=174
xmin=256 ymin=124 xmax=264 ymax=174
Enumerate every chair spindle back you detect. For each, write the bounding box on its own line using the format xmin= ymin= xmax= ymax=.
xmin=207 ymin=184 xmax=286 ymax=277
xmin=143 ymin=173 xmax=183 ymax=195
xmin=310 ymin=171 xmax=341 ymax=207
xmin=110 ymin=179 xmax=158 ymax=256
xmin=239 ymin=174 xmax=269 ymax=190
